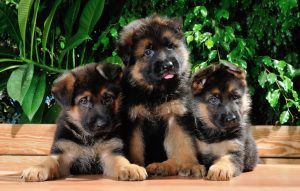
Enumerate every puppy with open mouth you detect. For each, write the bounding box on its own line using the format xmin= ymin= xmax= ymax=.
xmin=117 ymin=15 xmax=205 ymax=177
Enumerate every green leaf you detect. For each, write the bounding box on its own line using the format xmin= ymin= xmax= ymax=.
xmin=193 ymin=24 xmax=202 ymax=32
xmin=274 ymin=60 xmax=286 ymax=71
xmin=18 ymin=0 xmax=33 ymax=56
xmin=287 ymin=64 xmax=296 ymax=77
xmin=279 ymin=111 xmax=290 ymax=124
xmin=64 ymin=0 xmax=105 ymax=51
xmin=205 ymin=38 xmax=214 ymax=49
xmin=30 ymin=0 xmax=40 ymax=59
xmin=278 ymin=77 xmax=293 ymax=92
xmin=186 ymin=35 xmax=194 ymax=44
xmin=0 ymin=3 xmax=21 ymax=42
xmin=258 ymin=71 xmax=268 ymax=88
xmin=194 ymin=6 xmax=207 ymax=17
xmin=208 ymin=50 xmax=217 ymax=61
xmin=267 ymin=73 xmax=277 ymax=85
xmin=262 ymin=56 xmax=272 ymax=67
xmin=291 ymin=90 xmax=299 ymax=101
xmin=216 ymin=9 xmax=229 ymax=21
xmin=64 ymin=0 xmax=81 ymax=38
xmin=22 ymin=73 xmax=46 ymax=121
xmin=118 ymin=16 xmax=126 ymax=27
xmin=266 ymin=89 xmax=280 ymax=108
xmin=42 ymin=0 xmax=62 ymax=51
xmin=7 ymin=63 xmax=34 ymax=103
xmin=278 ymin=0 xmax=297 ymax=15
xmin=110 ymin=27 xmax=118 ymax=38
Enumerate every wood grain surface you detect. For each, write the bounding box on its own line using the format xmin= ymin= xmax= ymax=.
xmin=0 ymin=165 xmax=299 ymax=191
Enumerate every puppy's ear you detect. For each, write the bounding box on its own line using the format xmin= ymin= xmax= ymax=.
xmin=51 ymin=72 xmax=76 ymax=107
xmin=116 ymin=43 xmax=132 ymax=66
xmin=220 ymin=61 xmax=246 ymax=81
xmin=170 ymin=16 xmax=183 ymax=31
xmin=192 ymin=65 xmax=216 ymax=95
xmin=96 ymin=63 xmax=123 ymax=82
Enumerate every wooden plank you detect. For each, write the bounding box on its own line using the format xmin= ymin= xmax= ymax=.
xmin=0 ymin=165 xmax=300 ymax=191
xmin=0 ymin=156 xmax=49 ymax=171
xmin=252 ymin=125 xmax=300 ymax=158
xmin=1 ymin=124 xmax=300 ymax=158
xmin=0 ymin=124 xmax=55 ymax=155
xmin=260 ymin=158 xmax=300 ymax=165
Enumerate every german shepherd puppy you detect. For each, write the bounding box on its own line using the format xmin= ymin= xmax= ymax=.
xmin=117 ymin=15 xmax=205 ymax=177
xmin=21 ymin=63 xmax=147 ymax=182
xmin=191 ymin=61 xmax=258 ymax=181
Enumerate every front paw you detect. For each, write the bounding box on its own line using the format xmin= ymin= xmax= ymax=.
xmin=178 ymin=164 xmax=206 ymax=177
xmin=206 ymin=164 xmax=234 ymax=181
xmin=117 ymin=164 xmax=147 ymax=181
xmin=146 ymin=160 xmax=177 ymax=176
xmin=21 ymin=165 xmax=59 ymax=182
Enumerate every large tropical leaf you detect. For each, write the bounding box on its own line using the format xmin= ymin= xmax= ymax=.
xmin=64 ymin=0 xmax=81 ymax=38
xmin=42 ymin=0 xmax=62 ymax=51
xmin=64 ymin=0 xmax=105 ymax=51
xmin=18 ymin=0 xmax=33 ymax=56
xmin=22 ymin=73 xmax=46 ymax=121
xmin=0 ymin=2 xmax=21 ymax=42
xmin=7 ymin=63 xmax=34 ymax=103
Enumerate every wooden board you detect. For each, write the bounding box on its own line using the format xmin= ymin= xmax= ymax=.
xmin=0 ymin=165 xmax=300 ymax=191
xmin=252 ymin=125 xmax=300 ymax=158
xmin=1 ymin=124 xmax=300 ymax=158
xmin=0 ymin=124 xmax=55 ymax=155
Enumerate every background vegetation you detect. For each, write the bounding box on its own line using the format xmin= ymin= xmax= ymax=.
xmin=0 ymin=0 xmax=299 ymax=125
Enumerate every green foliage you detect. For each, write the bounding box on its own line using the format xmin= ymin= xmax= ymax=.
xmin=0 ymin=0 xmax=299 ymax=125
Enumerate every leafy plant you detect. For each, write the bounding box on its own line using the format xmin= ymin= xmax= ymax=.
xmin=0 ymin=0 xmax=105 ymax=122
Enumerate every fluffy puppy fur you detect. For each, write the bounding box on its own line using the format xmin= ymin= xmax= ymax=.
xmin=21 ymin=63 xmax=147 ymax=182
xmin=117 ymin=15 xmax=205 ymax=177
xmin=191 ymin=61 xmax=258 ymax=181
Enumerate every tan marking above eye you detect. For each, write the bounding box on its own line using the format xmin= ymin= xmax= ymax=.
xmin=135 ymin=38 xmax=153 ymax=57
xmin=74 ymin=91 xmax=92 ymax=104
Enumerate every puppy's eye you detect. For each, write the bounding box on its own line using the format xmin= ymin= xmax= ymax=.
xmin=79 ymin=97 xmax=90 ymax=106
xmin=167 ymin=42 xmax=175 ymax=50
xmin=102 ymin=93 xmax=115 ymax=105
xmin=231 ymin=93 xmax=241 ymax=100
xmin=208 ymin=95 xmax=220 ymax=105
xmin=144 ymin=49 xmax=154 ymax=57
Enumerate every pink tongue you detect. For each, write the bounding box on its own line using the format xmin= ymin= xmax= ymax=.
xmin=164 ymin=74 xmax=174 ymax=79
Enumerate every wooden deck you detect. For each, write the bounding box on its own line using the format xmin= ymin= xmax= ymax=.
xmin=0 ymin=124 xmax=300 ymax=190
xmin=0 ymin=165 xmax=300 ymax=191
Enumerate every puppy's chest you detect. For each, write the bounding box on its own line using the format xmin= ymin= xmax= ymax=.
xmin=128 ymin=99 xmax=187 ymax=121
xmin=196 ymin=139 xmax=244 ymax=157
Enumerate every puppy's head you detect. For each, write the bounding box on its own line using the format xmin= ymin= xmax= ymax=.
xmin=51 ymin=63 xmax=123 ymax=134
xmin=192 ymin=62 xmax=250 ymax=130
xmin=117 ymin=15 xmax=189 ymax=90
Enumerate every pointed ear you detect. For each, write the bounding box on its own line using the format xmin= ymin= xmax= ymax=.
xmin=220 ymin=61 xmax=246 ymax=80
xmin=96 ymin=63 xmax=123 ymax=82
xmin=51 ymin=72 xmax=75 ymax=107
xmin=192 ymin=65 xmax=216 ymax=95
xmin=170 ymin=16 xmax=183 ymax=31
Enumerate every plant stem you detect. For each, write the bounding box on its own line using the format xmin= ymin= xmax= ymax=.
xmin=30 ymin=0 xmax=40 ymax=60
xmin=22 ymin=58 xmax=65 ymax=73
xmin=72 ymin=49 xmax=76 ymax=68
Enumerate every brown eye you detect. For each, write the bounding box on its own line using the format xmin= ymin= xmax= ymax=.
xmin=167 ymin=42 xmax=175 ymax=50
xmin=102 ymin=93 xmax=115 ymax=105
xmin=144 ymin=49 xmax=154 ymax=57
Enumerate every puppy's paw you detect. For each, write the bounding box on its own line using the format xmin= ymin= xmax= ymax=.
xmin=146 ymin=160 xmax=177 ymax=176
xmin=117 ymin=164 xmax=147 ymax=181
xmin=206 ymin=164 xmax=234 ymax=181
xmin=21 ymin=165 xmax=58 ymax=182
xmin=177 ymin=163 xmax=206 ymax=177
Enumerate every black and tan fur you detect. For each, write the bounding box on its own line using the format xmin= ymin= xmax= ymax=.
xmin=21 ymin=63 xmax=147 ymax=182
xmin=117 ymin=15 xmax=205 ymax=177
xmin=191 ymin=61 xmax=258 ymax=181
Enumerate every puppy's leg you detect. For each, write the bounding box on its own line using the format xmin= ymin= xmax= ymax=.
xmin=102 ymin=154 xmax=147 ymax=181
xmin=147 ymin=117 xmax=205 ymax=177
xmin=21 ymin=155 xmax=60 ymax=182
xmin=207 ymin=153 xmax=242 ymax=181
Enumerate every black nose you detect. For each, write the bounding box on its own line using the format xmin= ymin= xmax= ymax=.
xmin=225 ymin=114 xmax=237 ymax=122
xmin=162 ymin=61 xmax=174 ymax=71
xmin=96 ymin=119 xmax=108 ymax=128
